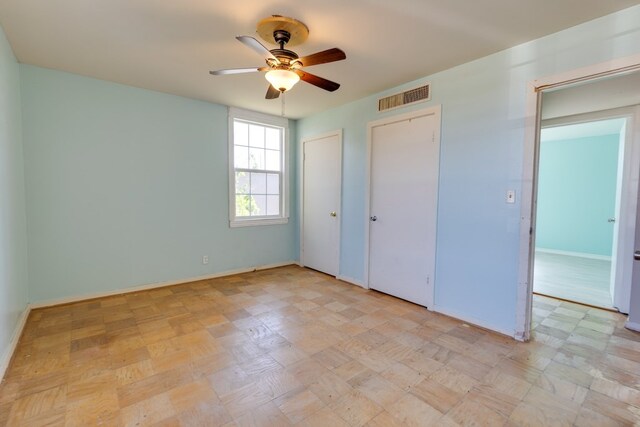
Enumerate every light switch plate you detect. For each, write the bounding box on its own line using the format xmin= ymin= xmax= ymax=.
xmin=506 ymin=190 xmax=516 ymax=204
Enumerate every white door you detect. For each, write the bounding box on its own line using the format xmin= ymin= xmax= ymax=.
xmin=627 ymin=185 xmax=640 ymax=328
xmin=302 ymin=132 xmax=342 ymax=276
xmin=612 ymin=107 xmax=640 ymax=313
xmin=368 ymin=110 xmax=440 ymax=307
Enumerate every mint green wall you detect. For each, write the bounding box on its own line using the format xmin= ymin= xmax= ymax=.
xmin=0 ymin=25 xmax=28 ymax=365
xmin=20 ymin=65 xmax=297 ymax=302
xmin=536 ymin=134 xmax=620 ymax=257
xmin=296 ymin=6 xmax=640 ymax=333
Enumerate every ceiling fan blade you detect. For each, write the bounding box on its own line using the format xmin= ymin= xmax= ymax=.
xmin=266 ymin=84 xmax=281 ymax=99
xmin=236 ymin=36 xmax=278 ymax=62
xmin=210 ymin=67 xmax=268 ymax=75
xmin=295 ymin=48 xmax=346 ymax=67
xmin=294 ymin=70 xmax=340 ymax=92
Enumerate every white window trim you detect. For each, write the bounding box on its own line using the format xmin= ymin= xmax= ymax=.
xmin=228 ymin=107 xmax=290 ymax=228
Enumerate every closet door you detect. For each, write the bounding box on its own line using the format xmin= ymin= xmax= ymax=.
xmin=369 ymin=112 xmax=440 ymax=306
xmin=302 ymin=132 xmax=342 ymax=276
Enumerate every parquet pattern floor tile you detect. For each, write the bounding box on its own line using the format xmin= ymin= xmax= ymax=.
xmin=1 ymin=266 xmax=639 ymax=426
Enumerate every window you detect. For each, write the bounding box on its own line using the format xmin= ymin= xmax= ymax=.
xmin=229 ymin=108 xmax=289 ymax=227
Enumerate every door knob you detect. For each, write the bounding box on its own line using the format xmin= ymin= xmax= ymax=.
xmin=608 ymin=218 xmax=616 ymax=223
xmin=370 ymin=216 xmax=377 ymax=222
xmin=330 ymin=211 xmax=337 ymax=217
xmin=635 ymin=251 xmax=640 ymax=261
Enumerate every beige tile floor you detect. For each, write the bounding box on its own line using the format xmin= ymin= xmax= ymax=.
xmin=0 ymin=265 xmax=639 ymax=426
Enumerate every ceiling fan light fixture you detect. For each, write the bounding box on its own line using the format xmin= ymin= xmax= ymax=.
xmin=265 ymin=69 xmax=300 ymax=92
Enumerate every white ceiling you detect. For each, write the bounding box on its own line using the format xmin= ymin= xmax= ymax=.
xmin=1 ymin=0 xmax=638 ymax=119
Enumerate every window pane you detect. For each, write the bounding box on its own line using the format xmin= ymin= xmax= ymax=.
xmin=265 ymin=149 xmax=280 ymax=171
xmin=265 ymin=128 xmax=281 ymax=150
xmin=249 ymin=125 xmax=265 ymax=148
xmin=252 ymin=195 xmax=266 ymax=216
xmin=234 ymin=121 xmax=248 ymax=146
xmin=234 ymin=146 xmax=248 ymax=169
xmin=266 ymin=195 xmax=280 ymax=216
xmin=235 ymin=172 xmax=250 ymax=194
xmin=250 ymin=172 xmax=267 ymax=194
xmin=249 ymin=148 xmax=265 ymax=170
xmin=266 ymin=174 xmax=280 ymax=195
xmin=230 ymin=113 xmax=287 ymax=223
xmin=236 ymin=195 xmax=254 ymax=217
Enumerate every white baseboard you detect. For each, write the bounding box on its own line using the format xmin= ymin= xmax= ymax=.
xmin=625 ymin=321 xmax=640 ymax=332
xmin=535 ymin=248 xmax=611 ymax=261
xmin=431 ymin=305 xmax=515 ymax=338
xmin=1 ymin=304 xmax=31 ymax=382
xmin=336 ymin=275 xmax=367 ymax=289
xmin=513 ymin=330 xmax=527 ymax=342
xmin=30 ymin=261 xmax=298 ymax=309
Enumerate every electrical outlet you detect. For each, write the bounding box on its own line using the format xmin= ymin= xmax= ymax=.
xmin=202 ymin=255 xmax=209 ymax=265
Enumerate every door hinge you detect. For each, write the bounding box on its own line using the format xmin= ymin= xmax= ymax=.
xmin=432 ymin=131 xmax=435 ymax=143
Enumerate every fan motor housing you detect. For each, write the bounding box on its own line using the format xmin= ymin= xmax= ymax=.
xmin=269 ymin=48 xmax=299 ymax=65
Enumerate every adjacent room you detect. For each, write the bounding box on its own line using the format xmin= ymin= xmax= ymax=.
xmin=534 ymin=118 xmax=624 ymax=309
xmin=532 ymin=69 xmax=640 ymax=315
xmin=1 ymin=1 xmax=640 ymax=426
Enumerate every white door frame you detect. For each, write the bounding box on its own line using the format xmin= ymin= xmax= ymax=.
xmin=364 ymin=105 xmax=442 ymax=307
xmin=516 ymin=54 xmax=640 ymax=341
xmin=538 ymin=108 xmax=638 ymax=312
xmin=300 ymin=129 xmax=343 ymax=274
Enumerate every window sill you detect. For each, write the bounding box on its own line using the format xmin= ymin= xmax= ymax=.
xmin=230 ymin=217 xmax=289 ymax=228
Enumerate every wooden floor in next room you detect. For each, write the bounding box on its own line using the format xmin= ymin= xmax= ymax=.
xmin=534 ymin=250 xmax=613 ymax=309
xmin=0 ymin=265 xmax=639 ymax=426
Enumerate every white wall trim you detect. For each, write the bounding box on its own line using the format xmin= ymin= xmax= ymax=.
xmin=535 ymin=248 xmax=612 ymax=261
xmin=30 ymin=261 xmax=297 ymax=309
xmin=336 ymin=275 xmax=367 ymax=289
xmin=432 ymin=305 xmax=516 ymax=339
xmin=625 ymin=321 xmax=640 ymax=332
xmin=516 ymin=53 xmax=640 ymax=341
xmin=1 ymin=304 xmax=31 ymax=381
xmin=300 ymin=129 xmax=343 ymax=277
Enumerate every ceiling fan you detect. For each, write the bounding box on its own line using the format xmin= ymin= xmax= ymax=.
xmin=210 ymin=16 xmax=346 ymax=99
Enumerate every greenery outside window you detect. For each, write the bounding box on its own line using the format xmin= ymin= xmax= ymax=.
xmin=228 ymin=107 xmax=289 ymax=227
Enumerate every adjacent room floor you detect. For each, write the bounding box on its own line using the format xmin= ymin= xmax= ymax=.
xmin=533 ymin=250 xmax=614 ymax=309
xmin=0 ymin=266 xmax=638 ymax=426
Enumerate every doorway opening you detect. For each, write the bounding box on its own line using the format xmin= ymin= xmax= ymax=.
xmin=533 ymin=117 xmax=627 ymax=310
xmin=516 ymin=59 xmax=640 ymax=341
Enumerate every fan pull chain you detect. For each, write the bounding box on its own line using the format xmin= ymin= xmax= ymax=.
xmin=281 ymin=90 xmax=285 ymax=117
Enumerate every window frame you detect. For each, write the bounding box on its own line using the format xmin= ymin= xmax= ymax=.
xmin=228 ymin=107 xmax=289 ymax=228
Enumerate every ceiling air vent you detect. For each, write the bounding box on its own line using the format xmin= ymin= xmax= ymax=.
xmin=378 ymin=84 xmax=431 ymax=112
